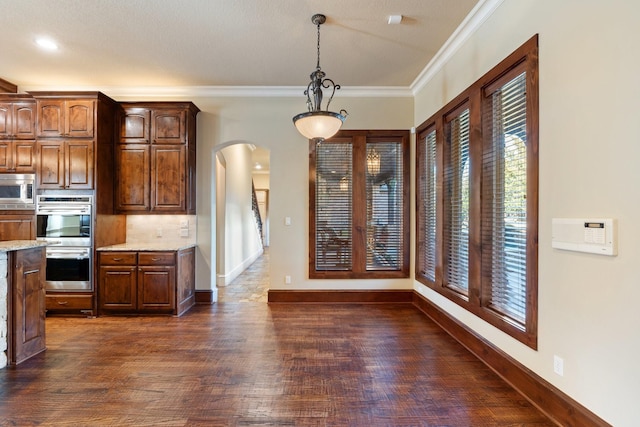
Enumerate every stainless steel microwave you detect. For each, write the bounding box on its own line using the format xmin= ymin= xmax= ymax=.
xmin=0 ymin=173 xmax=35 ymax=209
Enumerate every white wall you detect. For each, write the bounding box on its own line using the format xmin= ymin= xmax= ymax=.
xmin=184 ymin=95 xmax=414 ymax=292
xmin=218 ymin=143 xmax=263 ymax=285
xmin=412 ymin=1 xmax=640 ymax=425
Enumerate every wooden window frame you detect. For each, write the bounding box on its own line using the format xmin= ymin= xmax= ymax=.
xmin=415 ymin=35 xmax=539 ymax=348
xmin=310 ymin=130 xmax=411 ymax=279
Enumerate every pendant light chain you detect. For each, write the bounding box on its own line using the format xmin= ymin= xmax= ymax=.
xmin=316 ymin=21 xmax=321 ymax=71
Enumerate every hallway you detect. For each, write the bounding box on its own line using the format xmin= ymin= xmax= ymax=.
xmin=217 ymin=249 xmax=269 ymax=303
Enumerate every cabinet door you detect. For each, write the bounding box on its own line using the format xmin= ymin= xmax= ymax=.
xmin=66 ymin=100 xmax=94 ymax=138
xmin=151 ymin=109 xmax=186 ymax=144
xmin=11 ymin=247 xmax=46 ymax=365
xmin=0 ymin=140 xmax=9 ymax=171
xmin=0 ymin=141 xmax=35 ymax=173
xmin=0 ymin=214 xmax=35 ymax=241
xmin=116 ymin=144 xmax=150 ymax=212
xmin=0 ymin=102 xmax=35 ymax=139
xmin=36 ymin=140 xmax=64 ymax=188
xmin=13 ymin=102 xmax=36 ymax=139
xmin=137 ymin=266 xmax=175 ymax=311
xmin=13 ymin=140 xmax=36 ymax=172
xmin=151 ymin=145 xmax=186 ymax=212
xmin=0 ymin=103 xmax=11 ymax=138
xmin=120 ymin=108 xmax=150 ymax=144
xmin=37 ymin=99 xmax=94 ymax=137
xmin=66 ymin=140 xmax=94 ymax=189
xmin=99 ymin=266 xmax=137 ymax=311
xmin=37 ymin=100 xmax=65 ymax=137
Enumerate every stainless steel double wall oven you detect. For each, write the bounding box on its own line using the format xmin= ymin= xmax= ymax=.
xmin=36 ymin=194 xmax=93 ymax=291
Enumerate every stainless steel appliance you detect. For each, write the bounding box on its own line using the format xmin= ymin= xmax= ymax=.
xmin=0 ymin=173 xmax=35 ymax=209
xmin=36 ymin=194 xmax=93 ymax=291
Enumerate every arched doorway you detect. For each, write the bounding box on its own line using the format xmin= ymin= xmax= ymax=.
xmin=211 ymin=141 xmax=270 ymax=302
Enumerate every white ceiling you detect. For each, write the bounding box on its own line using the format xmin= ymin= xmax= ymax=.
xmin=1 ymin=0 xmax=480 ymax=90
xmin=1 ymin=0 xmax=483 ymax=172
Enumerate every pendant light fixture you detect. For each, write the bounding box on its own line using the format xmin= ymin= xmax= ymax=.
xmin=292 ymin=14 xmax=347 ymax=140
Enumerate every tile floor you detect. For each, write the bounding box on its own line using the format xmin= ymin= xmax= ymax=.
xmin=217 ymin=249 xmax=269 ymax=303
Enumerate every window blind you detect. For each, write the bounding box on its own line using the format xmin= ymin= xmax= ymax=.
xmin=418 ymin=129 xmax=437 ymax=281
xmin=444 ymin=108 xmax=470 ymax=295
xmin=482 ymin=71 xmax=527 ymax=325
xmin=366 ymin=142 xmax=404 ymax=271
xmin=315 ymin=142 xmax=352 ymax=271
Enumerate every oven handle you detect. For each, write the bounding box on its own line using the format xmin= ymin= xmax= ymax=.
xmin=37 ymin=207 xmax=91 ymax=215
xmin=46 ymin=249 xmax=91 ymax=259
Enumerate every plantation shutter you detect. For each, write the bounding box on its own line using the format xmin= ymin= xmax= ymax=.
xmin=366 ymin=141 xmax=404 ymax=271
xmin=482 ymin=71 xmax=528 ymax=325
xmin=418 ymin=128 xmax=437 ymax=281
xmin=315 ymin=141 xmax=352 ymax=271
xmin=443 ymin=107 xmax=470 ymax=295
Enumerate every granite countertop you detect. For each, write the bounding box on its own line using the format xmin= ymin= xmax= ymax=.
xmin=0 ymin=240 xmax=52 ymax=252
xmin=97 ymin=242 xmax=197 ymax=252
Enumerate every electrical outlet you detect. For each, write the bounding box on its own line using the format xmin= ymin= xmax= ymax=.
xmin=180 ymin=228 xmax=189 ymax=237
xmin=285 ymin=275 xmax=291 ymax=284
xmin=180 ymin=219 xmax=189 ymax=229
xmin=553 ymin=355 xmax=564 ymax=376
xmin=156 ymin=227 xmax=163 ymax=237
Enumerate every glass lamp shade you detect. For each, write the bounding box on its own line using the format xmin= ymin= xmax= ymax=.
xmin=293 ymin=111 xmax=346 ymax=140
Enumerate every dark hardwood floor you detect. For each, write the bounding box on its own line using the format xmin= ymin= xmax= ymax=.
xmin=0 ymin=302 xmax=552 ymax=426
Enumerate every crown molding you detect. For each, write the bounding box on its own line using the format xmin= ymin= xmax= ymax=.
xmin=19 ymin=85 xmax=413 ymax=99
xmin=410 ymin=0 xmax=505 ymax=95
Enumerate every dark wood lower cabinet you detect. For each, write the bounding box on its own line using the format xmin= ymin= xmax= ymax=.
xmin=9 ymin=246 xmax=46 ymax=365
xmin=98 ymin=247 xmax=194 ymax=316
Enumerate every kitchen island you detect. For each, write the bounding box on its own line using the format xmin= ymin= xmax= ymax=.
xmin=0 ymin=240 xmax=49 ymax=369
xmin=96 ymin=242 xmax=196 ymax=316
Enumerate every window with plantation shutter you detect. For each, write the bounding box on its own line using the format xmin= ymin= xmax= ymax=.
xmin=310 ymin=130 xmax=410 ymax=279
xmin=417 ymin=127 xmax=437 ymax=282
xmin=444 ymin=106 xmax=470 ymax=296
xmin=415 ymin=35 xmax=538 ymax=348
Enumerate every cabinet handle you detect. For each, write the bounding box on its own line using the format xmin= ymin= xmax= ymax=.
xmin=56 ymin=301 xmax=69 ymax=306
xmin=151 ymin=257 xmax=160 ymax=261
xmin=112 ymin=257 xmax=123 ymax=261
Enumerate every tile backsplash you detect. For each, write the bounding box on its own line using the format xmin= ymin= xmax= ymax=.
xmin=126 ymin=215 xmax=197 ymax=245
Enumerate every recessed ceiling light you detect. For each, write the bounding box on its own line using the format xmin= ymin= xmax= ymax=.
xmin=388 ymin=15 xmax=403 ymax=25
xmin=35 ymin=37 xmax=59 ymax=51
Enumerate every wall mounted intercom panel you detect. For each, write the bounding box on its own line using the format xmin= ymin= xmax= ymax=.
xmin=551 ymin=218 xmax=617 ymax=256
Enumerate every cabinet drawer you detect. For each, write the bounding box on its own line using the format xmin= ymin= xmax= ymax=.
xmin=47 ymin=295 xmax=93 ymax=310
xmin=138 ymin=252 xmax=175 ymax=266
xmin=100 ymin=252 xmax=137 ymax=265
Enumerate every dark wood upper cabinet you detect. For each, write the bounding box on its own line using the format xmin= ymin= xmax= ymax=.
xmin=0 ymin=140 xmax=36 ymax=173
xmin=36 ymin=139 xmax=94 ymax=189
xmin=36 ymin=99 xmax=94 ymax=138
xmin=0 ymin=98 xmax=36 ymax=139
xmin=151 ymin=109 xmax=186 ymax=144
xmin=0 ymin=95 xmax=36 ymax=173
xmin=116 ymin=144 xmax=151 ymax=211
xmin=119 ymin=107 xmax=151 ymax=144
xmin=116 ymin=102 xmax=198 ymax=214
